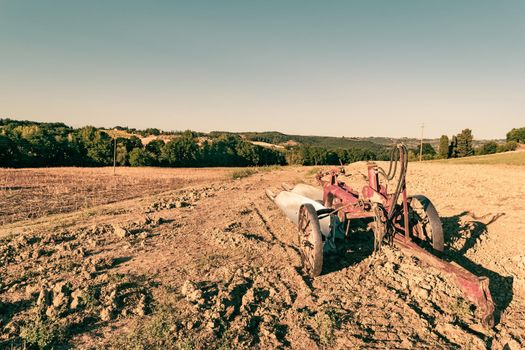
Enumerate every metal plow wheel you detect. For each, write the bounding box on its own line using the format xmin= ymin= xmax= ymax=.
xmin=298 ymin=204 xmax=324 ymax=277
xmin=408 ymin=195 xmax=445 ymax=252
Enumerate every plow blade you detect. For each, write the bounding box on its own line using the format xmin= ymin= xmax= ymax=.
xmin=393 ymin=235 xmax=495 ymax=328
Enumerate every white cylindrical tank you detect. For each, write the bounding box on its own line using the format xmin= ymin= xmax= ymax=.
xmin=273 ymin=190 xmax=330 ymax=236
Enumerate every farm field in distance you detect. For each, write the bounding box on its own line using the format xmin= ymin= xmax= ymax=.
xmin=435 ymin=149 xmax=525 ymax=166
xmin=0 ymin=161 xmax=524 ymax=349
xmin=0 ymin=167 xmax=235 ymax=226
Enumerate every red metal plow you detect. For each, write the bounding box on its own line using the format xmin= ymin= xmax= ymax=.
xmin=266 ymin=144 xmax=495 ymax=327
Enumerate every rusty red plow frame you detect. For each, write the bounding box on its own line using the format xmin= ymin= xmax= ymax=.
xmin=266 ymin=144 xmax=495 ymax=328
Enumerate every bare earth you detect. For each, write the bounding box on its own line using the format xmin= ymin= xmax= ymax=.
xmin=0 ymin=164 xmax=524 ymax=349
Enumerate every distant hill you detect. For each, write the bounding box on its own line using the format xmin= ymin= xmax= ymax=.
xmin=218 ymin=131 xmax=386 ymax=152
xmin=1 ymin=118 xmax=506 ymax=152
xmin=225 ymin=131 xmax=502 ymax=151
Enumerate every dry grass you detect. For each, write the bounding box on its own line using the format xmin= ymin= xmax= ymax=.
xmin=0 ymin=167 xmax=231 ymax=225
xmin=229 ymin=169 xmax=257 ymax=180
xmin=434 ymin=150 xmax=525 ymax=166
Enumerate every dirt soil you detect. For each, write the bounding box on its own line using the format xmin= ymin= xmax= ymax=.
xmin=0 ymin=167 xmax=232 ymax=225
xmin=0 ymin=163 xmax=524 ymax=349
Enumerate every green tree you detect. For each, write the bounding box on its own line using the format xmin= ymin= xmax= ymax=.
xmin=0 ymin=134 xmax=16 ymax=166
xmin=75 ymin=126 xmax=113 ymax=165
xmin=324 ymin=150 xmax=339 ymax=165
xmin=449 ymin=136 xmax=458 ymax=158
xmin=14 ymin=125 xmax=58 ymax=166
xmin=478 ymin=141 xmax=498 ymax=155
xmin=144 ymin=139 xmax=165 ymax=165
xmin=455 ymin=129 xmax=474 ymax=158
xmin=235 ymin=141 xmax=259 ymax=166
xmin=128 ymin=135 xmax=143 ymax=150
xmin=145 ymin=139 xmax=165 ymax=158
xmin=506 ymin=127 xmax=525 ymax=143
xmin=204 ymin=135 xmax=241 ymax=166
xmin=416 ymin=143 xmax=436 ymax=159
xmin=2 ymin=128 xmax=30 ymax=166
xmin=438 ymin=135 xmax=449 ymax=159
xmin=161 ymin=136 xmax=200 ymax=166
xmin=129 ymin=148 xmax=155 ymax=166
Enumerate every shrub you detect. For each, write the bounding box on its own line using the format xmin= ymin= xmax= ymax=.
xmin=497 ymin=141 xmax=519 ymax=153
xmin=20 ymin=316 xmax=65 ymax=349
xmin=230 ymin=169 xmax=257 ymax=179
xmin=506 ymin=141 xmax=518 ymax=151
xmin=478 ymin=141 xmax=498 ymax=155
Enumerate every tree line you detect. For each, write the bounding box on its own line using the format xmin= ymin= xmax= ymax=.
xmin=1 ymin=119 xmax=522 ymax=168
xmin=286 ymin=146 xmax=379 ymax=165
xmin=0 ymin=120 xmax=289 ymax=168
xmin=412 ymin=128 xmax=520 ymax=161
xmin=0 ymin=119 xmax=382 ymax=168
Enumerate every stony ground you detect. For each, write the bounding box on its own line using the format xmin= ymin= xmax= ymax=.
xmin=0 ymin=163 xmax=524 ymax=349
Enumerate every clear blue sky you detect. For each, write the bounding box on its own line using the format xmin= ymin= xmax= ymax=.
xmin=1 ymin=0 xmax=524 ymax=139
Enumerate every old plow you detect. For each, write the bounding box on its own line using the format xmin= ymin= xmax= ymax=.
xmin=266 ymin=144 xmax=495 ymax=327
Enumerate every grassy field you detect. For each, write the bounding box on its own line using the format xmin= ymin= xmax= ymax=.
xmin=434 ymin=150 xmax=525 ymax=166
